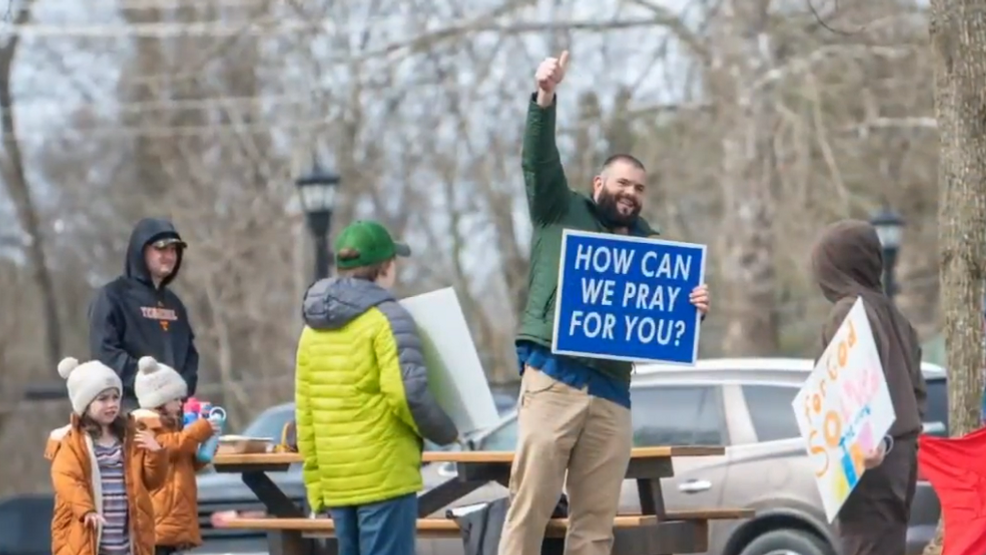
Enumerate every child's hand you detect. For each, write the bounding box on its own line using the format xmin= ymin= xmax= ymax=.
xmin=84 ymin=512 xmax=106 ymax=529
xmin=210 ymin=510 xmax=237 ymax=528
xmin=135 ymin=430 xmax=162 ymax=452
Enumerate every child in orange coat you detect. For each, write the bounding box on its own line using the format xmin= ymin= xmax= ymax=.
xmin=131 ymin=356 xmax=218 ymax=555
xmin=47 ymin=357 xmax=167 ymax=555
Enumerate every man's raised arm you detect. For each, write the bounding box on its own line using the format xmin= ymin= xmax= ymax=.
xmin=523 ymin=51 xmax=572 ymax=225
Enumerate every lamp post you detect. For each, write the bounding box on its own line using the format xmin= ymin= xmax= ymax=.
xmin=869 ymin=205 xmax=905 ymax=300
xmin=295 ymin=164 xmax=341 ymax=282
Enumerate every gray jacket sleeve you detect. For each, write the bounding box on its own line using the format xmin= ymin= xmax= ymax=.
xmin=378 ymin=300 xmax=459 ymax=446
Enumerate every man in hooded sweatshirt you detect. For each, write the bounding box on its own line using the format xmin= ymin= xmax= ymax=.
xmin=88 ymin=218 xmax=199 ymax=409
xmin=811 ymin=219 xmax=927 ymax=555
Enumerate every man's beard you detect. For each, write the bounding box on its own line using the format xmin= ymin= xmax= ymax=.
xmin=596 ymin=188 xmax=641 ymax=227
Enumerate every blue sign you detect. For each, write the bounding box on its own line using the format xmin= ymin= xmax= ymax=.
xmin=551 ymin=230 xmax=707 ymax=365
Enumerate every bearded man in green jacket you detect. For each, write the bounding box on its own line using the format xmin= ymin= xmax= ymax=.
xmin=498 ymin=51 xmax=712 ymax=555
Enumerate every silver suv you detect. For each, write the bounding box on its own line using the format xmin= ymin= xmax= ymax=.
xmin=425 ymin=358 xmax=945 ymax=555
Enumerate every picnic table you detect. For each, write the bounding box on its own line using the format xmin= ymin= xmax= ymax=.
xmin=212 ymin=447 xmax=752 ymax=555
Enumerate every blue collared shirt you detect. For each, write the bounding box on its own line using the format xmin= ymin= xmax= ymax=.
xmin=516 ymin=341 xmax=631 ymax=409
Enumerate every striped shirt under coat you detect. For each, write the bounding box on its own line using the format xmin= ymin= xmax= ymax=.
xmin=94 ymin=442 xmax=129 ymax=555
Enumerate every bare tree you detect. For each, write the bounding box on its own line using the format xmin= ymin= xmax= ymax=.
xmin=921 ymin=1 xmax=986 ymax=552
xmin=700 ymin=1 xmax=782 ymax=356
xmin=0 ymin=0 xmax=62 ymax=371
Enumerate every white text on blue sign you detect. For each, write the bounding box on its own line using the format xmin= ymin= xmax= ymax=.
xmin=553 ymin=232 xmax=705 ymax=364
xmin=569 ymin=243 xmax=691 ymax=344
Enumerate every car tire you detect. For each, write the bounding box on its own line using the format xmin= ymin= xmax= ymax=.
xmin=739 ymin=529 xmax=834 ymax=555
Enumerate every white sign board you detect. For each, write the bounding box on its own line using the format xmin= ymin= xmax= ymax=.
xmin=792 ymin=297 xmax=896 ymax=522
xmin=401 ymin=287 xmax=500 ymax=436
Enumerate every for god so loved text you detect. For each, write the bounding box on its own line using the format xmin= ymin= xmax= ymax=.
xmin=791 ymin=296 xmax=895 ymax=522
xmin=552 ymin=230 xmax=706 ymax=365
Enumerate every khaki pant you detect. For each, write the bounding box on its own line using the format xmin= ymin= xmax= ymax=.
xmin=497 ymin=367 xmax=633 ymax=555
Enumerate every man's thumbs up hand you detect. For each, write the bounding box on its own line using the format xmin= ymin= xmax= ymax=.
xmin=535 ymin=50 xmax=569 ymax=98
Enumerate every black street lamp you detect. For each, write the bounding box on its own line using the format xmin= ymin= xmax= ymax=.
xmin=295 ymin=164 xmax=341 ymax=282
xmin=870 ymin=205 xmax=905 ymax=299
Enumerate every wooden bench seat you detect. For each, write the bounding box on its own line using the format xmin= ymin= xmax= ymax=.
xmin=213 ymin=445 xmax=726 ymax=468
xmin=229 ymin=517 xmax=455 ymax=539
xmin=224 ymin=509 xmax=752 ymax=540
xmin=664 ymin=508 xmax=754 ymax=520
xmin=226 ymin=515 xmax=660 ymax=539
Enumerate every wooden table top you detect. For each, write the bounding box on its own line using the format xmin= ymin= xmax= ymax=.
xmin=213 ymin=445 xmax=724 ymax=468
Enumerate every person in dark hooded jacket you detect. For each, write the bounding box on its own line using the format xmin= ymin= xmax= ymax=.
xmin=811 ymin=219 xmax=927 ymax=555
xmin=88 ymin=218 xmax=199 ymax=408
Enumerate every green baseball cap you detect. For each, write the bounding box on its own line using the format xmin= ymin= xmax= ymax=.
xmin=334 ymin=220 xmax=411 ymax=269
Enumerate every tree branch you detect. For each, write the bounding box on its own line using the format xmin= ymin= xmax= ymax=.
xmin=753 ymin=44 xmax=917 ymax=91
xmin=627 ymin=0 xmax=711 ymax=63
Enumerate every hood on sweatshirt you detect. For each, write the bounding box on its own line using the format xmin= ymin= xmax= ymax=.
xmin=811 ymin=219 xmax=884 ymax=303
xmin=125 ymin=218 xmax=186 ymax=289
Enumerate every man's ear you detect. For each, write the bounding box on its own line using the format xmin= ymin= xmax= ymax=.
xmin=591 ymin=175 xmax=604 ymax=201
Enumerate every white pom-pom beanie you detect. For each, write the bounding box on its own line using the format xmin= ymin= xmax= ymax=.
xmin=58 ymin=357 xmax=123 ymax=416
xmin=134 ymin=356 xmax=188 ymax=409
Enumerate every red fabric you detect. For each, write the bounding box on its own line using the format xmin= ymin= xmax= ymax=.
xmin=918 ymin=427 xmax=986 ymax=555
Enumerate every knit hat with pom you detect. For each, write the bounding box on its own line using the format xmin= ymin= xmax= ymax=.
xmin=134 ymin=356 xmax=188 ymax=409
xmin=58 ymin=357 xmax=123 ymax=416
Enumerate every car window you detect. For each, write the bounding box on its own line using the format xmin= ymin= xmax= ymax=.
xmin=631 ymin=385 xmax=726 ymax=446
xmin=474 ymin=385 xmax=726 ymax=450
xmin=742 ymin=384 xmax=801 ymax=442
xmin=242 ymin=406 xmax=294 ymax=440
xmin=493 ymin=393 xmax=519 ymax=415
xmin=240 ymin=406 xmax=449 ymax=451
xmin=924 ymin=377 xmax=948 ymax=437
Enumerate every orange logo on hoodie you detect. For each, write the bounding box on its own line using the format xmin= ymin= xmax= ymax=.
xmin=140 ymin=305 xmax=177 ymax=331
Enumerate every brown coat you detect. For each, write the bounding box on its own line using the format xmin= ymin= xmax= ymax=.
xmin=132 ymin=409 xmax=214 ymax=548
xmin=46 ymin=415 xmax=168 ymax=555
xmin=811 ymin=220 xmax=923 ymax=555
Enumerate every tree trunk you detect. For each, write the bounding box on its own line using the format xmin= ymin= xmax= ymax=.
xmin=923 ymin=1 xmax=986 ymax=553
xmin=0 ymin=0 xmax=62 ymax=370
xmin=719 ymin=108 xmax=780 ymax=356
xmin=710 ymin=0 xmax=781 ymax=357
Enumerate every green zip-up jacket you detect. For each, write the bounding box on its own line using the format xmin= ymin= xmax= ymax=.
xmin=518 ymin=94 xmax=659 ymax=383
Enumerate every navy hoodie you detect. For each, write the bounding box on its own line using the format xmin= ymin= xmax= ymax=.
xmin=88 ymin=218 xmax=199 ymax=402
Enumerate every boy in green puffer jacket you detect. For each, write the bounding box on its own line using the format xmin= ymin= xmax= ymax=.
xmin=294 ymin=219 xmax=458 ymax=555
